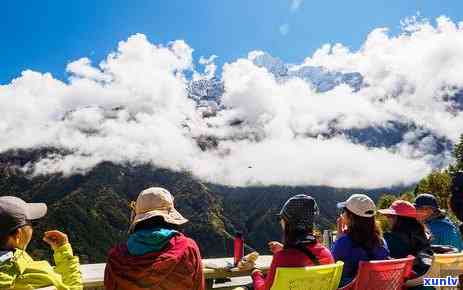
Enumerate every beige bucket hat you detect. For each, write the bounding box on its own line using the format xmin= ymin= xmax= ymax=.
xmin=128 ymin=187 xmax=188 ymax=233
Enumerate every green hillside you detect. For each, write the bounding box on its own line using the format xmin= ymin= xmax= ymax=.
xmin=0 ymin=149 xmax=402 ymax=263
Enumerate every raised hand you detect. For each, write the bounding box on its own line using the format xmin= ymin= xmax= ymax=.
xmin=337 ymin=216 xmax=348 ymax=234
xmin=43 ymin=230 xmax=69 ymax=250
xmin=268 ymin=241 xmax=283 ymax=254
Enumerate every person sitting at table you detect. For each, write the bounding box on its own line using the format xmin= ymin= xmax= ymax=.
xmin=379 ymin=200 xmax=434 ymax=290
xmin=104 ymin=187 xmax=205 ymax=290
xmin=0 ymin=196 xmax=82 ymax=290
xmin=414 ymin=193 xmax=463 ymax=250
xmin=251 ymin=194 xmax=334 ymax=290
xmin=332 ymin=194 xmax=390 ymax=287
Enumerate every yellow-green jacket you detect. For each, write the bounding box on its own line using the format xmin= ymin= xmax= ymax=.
xmin=0 ymin=243 xmax=83 ymax=290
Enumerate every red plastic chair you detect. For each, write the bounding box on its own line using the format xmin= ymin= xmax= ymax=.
xmin=338 ymin=255 xmax=414 ymax=290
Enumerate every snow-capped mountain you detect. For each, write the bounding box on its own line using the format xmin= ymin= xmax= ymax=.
xmin=250 ymin=52 xmax=364 ymax=92
xmin=187 ymin=77 xmax=224 ymax=102
xmin=186 ymin=52 xmax=457 ymax=169
xmin=187 ymin=52 xmax=363 ymax=103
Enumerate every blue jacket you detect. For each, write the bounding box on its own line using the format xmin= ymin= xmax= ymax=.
xmin=426 ymin=216 xmax=463 ymax=251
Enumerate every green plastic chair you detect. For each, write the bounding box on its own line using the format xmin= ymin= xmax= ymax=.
xmin=270 ymin=261 xmax=344 ymax=290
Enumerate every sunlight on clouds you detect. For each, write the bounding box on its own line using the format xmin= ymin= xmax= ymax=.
xmin=2 ymin=17 xmax=463 ymax=188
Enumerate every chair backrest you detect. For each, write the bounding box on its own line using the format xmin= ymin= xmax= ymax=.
xmin=405 ymin=252 xmax=463 ymax=289
xmin=270 ymin=261 xmax=344 ymax=290
xmin=427 ymin=252 xmax=463 ymax=278
xmin=340 ymin=256 xmax=414 ymax=290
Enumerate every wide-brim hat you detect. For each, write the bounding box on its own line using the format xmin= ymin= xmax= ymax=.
xmin=128 ymin=187 xmax=188 ymax=233
xmin=378 ymin=200 xmax=417 ymax=219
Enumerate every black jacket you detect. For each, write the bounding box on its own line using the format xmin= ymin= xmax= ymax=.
xmin=384 ymin=231 xmax=432 ymax=276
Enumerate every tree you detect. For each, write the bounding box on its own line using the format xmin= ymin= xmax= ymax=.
xmin=377 ymin=194 xmax=397 ymax=209
xmin=414 ymin=134 xmax=463 ymax=223
xmin=414 ymin=170 xmax=452 ymax=209
xmin=449 ymin=134 xmax=463 ymax=175
xmin=399 ymin=191 xmax=415 ymax=202
xmin=376 ymin=194 xmax=397 ymax=232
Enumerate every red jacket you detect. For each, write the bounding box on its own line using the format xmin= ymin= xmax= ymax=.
xmin=252 ymin=242 xmax=334 ymax=290
xmin=104 ymin=234 xmax=205 ymax=290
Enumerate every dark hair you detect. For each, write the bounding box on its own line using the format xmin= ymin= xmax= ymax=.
xmin=391 ymin=216 xmax=430 ymax=252
xmin=0 ymin=235 xmax=9 ymax=250
xmin=282 ymin=218 xmax=315 ymax=246
xmin=345 ymin=208 xmax=383 ymax=250
xmin=133 ymin=216 xmax=180 ymax=232
xmin=0 ymin=228 xmax=19 ymax=250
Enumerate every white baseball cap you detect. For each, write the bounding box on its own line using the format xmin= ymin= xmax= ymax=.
xmin=337 ymin=194 xmax=376 ymax=218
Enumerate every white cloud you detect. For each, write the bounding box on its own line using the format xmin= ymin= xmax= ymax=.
xmin=196 ymin=55 xmax=218 ymax=80
xmin=302 ymin=16 xmax=463 ymax=143
xmin=279 ymin=24 xmax=290 ymax=36
xmin=2 ymin=17 xmax=463 ymax=188
xmin=67 ymin=58 xmax=111 ymax=82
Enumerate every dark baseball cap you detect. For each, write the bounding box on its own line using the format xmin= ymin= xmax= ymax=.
xmin=277 ymin=194 xmax=319 ymax=228
xmin=0 ymin=196 xmax=47 ymax=235
xmin=414 ymin=193 xmax=440 ymax=209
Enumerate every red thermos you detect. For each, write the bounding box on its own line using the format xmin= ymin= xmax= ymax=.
xmin=233 ymin=232 xmax=244 ymax=266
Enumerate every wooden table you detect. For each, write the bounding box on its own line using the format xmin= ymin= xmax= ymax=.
xmin=37 ymin=255 xmax=273 ymax=290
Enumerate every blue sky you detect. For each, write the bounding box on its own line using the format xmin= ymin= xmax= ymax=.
xmin=1 ymin=0 xmax=463 ymax=84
